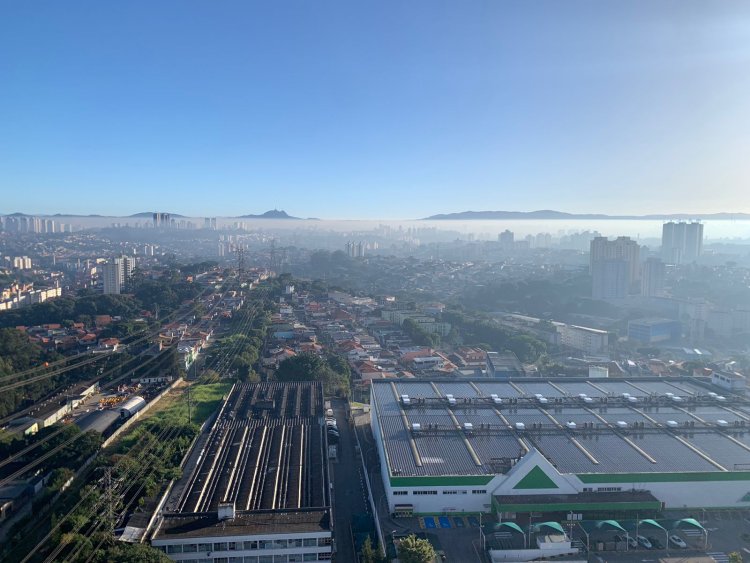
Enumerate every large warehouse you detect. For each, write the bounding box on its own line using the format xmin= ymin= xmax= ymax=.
xmin=370 ymin=377 xmax=750 ymax=519
xmin=151 ymin=382 xmax=333 ymax=563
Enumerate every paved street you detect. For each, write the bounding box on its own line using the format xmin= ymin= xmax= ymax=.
xmin=331 ymin=398 xmax=370 ymax=563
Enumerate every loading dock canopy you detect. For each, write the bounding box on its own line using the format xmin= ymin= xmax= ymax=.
xmin=532 ymin=522 xmax=566 ymax=534
xmin=579 ymin=517 xmax=704 ymax=536
xmin=493 ymin=490 xmax=661 ymax=513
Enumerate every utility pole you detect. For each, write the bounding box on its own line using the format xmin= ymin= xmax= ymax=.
xmin=187 ymin=385 xmax=192 ymax=425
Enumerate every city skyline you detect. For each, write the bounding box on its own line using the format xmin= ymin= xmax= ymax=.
xmin=2 ymin=1 xmax=749 ymax=218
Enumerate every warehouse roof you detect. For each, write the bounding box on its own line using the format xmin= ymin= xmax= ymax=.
xmin=165 ymin=382 xmax=329 ymax=515
xmin=371 ymin=378 xmax=750 ymax=478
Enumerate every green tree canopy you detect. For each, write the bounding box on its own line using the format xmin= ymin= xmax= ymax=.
xmin=397 ymin=534 xmax=436 ymax=563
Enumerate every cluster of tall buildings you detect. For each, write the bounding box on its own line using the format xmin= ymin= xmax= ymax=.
xmin=102 ymin=255 xmax=135 ymax=295
xmin=589 ymin=222 xmax=704 ymax=300
xmin=152 ymin=212 xmax=171 ymax=228
xmin=0 ymin=215 xmax=73 ymax=234
xmin=345 ymin=241 xmax=371 ymax=258
xmin=661 ymin=221 xmax=703 ymax=264
xmin=4 ymin=256 xmax=33 ymax=270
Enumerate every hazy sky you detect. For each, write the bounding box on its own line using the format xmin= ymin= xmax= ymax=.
xmin=1 ymin=1 xmax=749 ymax=219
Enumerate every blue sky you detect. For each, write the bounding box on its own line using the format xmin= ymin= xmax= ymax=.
xmin=1 ymin=1 xmax=749 ymax=218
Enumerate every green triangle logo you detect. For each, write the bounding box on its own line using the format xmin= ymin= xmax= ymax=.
xmin=514 ymin=465 xmax=559 ymax=489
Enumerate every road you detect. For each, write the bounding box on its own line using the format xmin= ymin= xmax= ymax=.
xmin=331 ymin=398 xmax=369 ymax=563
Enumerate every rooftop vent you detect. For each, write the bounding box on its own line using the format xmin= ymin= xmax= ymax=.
xmin=616 ymin=421 xmax=628 ymax=429
xmin=717 ymin=419 xmax=729 ymax=427
xmin=411 ymin=422 xmax=421 ymax=433
xmin=666 ymin=420 xmax=679 ymax=428
xmin=463 ymin=422 xmax=474 ymax=432
xmin=515 ymin=422 xmax=526 ymax=431
xmin=490 ymin=394 xmax=502 ymax=404
xmin=401 ymin=394 xmax=411 ymax=406
xmin=566 ymin=421 xmax=577 ymax=429
xmin=218 ymin=502 xmax=236 ymax=521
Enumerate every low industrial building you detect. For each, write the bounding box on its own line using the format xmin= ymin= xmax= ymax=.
xmin=627 ymin=318 xmax=681 ymax=343
xmin=370 ymin=377 xmax=750 ymax=521
xmin=151 ymin=381 xmax=332 ymax=562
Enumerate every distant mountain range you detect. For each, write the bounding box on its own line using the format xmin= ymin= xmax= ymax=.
xmin=423 ymin=210 xmax=750 ymax=221
xmin=1 ymin=210 xmax=299 ymax=219
xmin=237 ymin=210 xmax=300 ymax=219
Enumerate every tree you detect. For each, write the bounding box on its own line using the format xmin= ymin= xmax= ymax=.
xmin=397 ymin=534 xmax=436 ymax=563
xmin=276 ymin=353 xmax=327 ymax=382
xmin=728 ymin=552 xmax=743 ymax=563
xmin=94 ymin=542 xmax=173 ymax=562
xmin=360 ymin=535 xmax=381 ymax=563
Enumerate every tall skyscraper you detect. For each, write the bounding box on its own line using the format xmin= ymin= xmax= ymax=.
xmin=661 ymin=222 xmax=703 ymax=264
xmin=591 ymin=259 xmax=628 ymax=300
xmin=590 ymin=236 xmax=641 ymax=294
xmin=102 ymin=256 xmax=135 ymax=295
xmin=641 ymin=257 xmax=666 ymax=297
xmin=498 ymin=229 xmax=514 ymax=250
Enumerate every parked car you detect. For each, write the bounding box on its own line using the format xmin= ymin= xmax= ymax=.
xmin=636 ymin=536 xmax=652 ymax=549
xmin=625 ymin=536 xmax=637 ymax=549
xmin=647 ymin=536 xmax=664 ymax=549
xmin=669 ymin=535 xmax=687 ymax=548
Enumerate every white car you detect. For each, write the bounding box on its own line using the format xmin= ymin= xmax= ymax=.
xmin=669 ymin=535 xmax=687 ymax=548
xmin=636 ymin=535 xmax=652 ymax=549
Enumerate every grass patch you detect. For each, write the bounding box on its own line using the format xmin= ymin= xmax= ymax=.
xmin=114 ymin=381 xmax=232 ymax=452
xmin=151 ymin=381 xmax=232 ymax=427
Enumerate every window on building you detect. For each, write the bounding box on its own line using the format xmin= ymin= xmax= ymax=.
xmin=317 ymin=537 xmax=332 ymax=547
xmin=317 ymin=553 xmax=332 ymax=561
xmin=183 ymin=544 xmax=198 ymax=553
xmin=274 ymin=539 xmax=288 ymax=549
xmin=230 ymin=558 xmax=244 ymax=563
xmin=393 ymin=490 xmax=408 ymax=496
xmin=259 ymin=556 xmax=273 ymax=563
xmin=289 ymin=538 xmax=303 ymax=548
xmin=228 ymin=542 xmax=238 ymax=551
xmin=167 ymin=545 xmax=183 ymax=554
xmin=245 ymin=541 xmax=259 ymax=550
xmin=214 ymin=542 xmax=229 ymax=552
xmin=442 ymin=490 xmax=458 ymax=495
xmin=413 ymin=490 xmax=437 ymax=495
xmin=288 ymin=556 xmax=303 ymax=563
xmin=258 ymin=540 xmax=273 ymax=550
xmin=244 ymin=557 xmax=259 ymax=563
xmin=303 ymin=555 xmax=318 ymax=562
xmin=471 ymin=490 xmax=487 ymax=494
xmin=303 ymin=538 xmax=317 ymax=547
xmin=273 ymin=556 xmax=288 ymax=563
xmin=198 ymin=543 xmax=212 ymax=553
